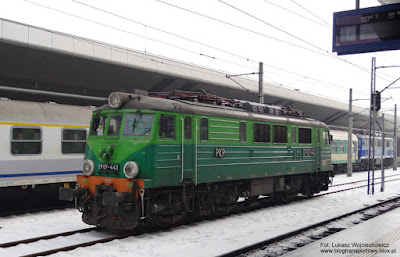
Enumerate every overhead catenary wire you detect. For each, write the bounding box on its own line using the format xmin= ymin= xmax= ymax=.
xmin=289 ymin=0 xmax=332 ymax=27
xmin=216 ymin=0 xmax=374 ymax=74
xmin=72 ymin=0 xmax=259 ymax=65
xmin=24 ymin=0 xmax=257 ymax=71
xmin=263 ymin=0 xmax=330 ymax=28
xmin=155 ymin=0 xmax=335 ymax=58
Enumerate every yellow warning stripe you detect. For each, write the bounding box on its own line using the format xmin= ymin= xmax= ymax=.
xmin=0 ymin=121 xmax=89 ymax=128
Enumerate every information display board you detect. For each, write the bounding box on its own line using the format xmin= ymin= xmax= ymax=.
xmin=333 ymin=3 xmax=400 ymax=55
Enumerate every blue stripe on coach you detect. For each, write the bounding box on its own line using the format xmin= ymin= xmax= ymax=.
xmin=0 ymin=170 xmax=82 ymax=178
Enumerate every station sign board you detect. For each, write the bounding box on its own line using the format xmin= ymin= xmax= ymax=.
xmin=333 ymin=3 xmax=400 ymax=55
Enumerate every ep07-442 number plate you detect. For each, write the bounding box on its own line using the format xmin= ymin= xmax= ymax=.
xmin=98 ymin=164 xmax=120 ymax=171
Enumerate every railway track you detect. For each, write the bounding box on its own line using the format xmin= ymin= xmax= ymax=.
xmin=2 ymin=178 xmax=398 ymax=256
xmin=217 ymin=196 xmax=400 ymax=257
xmin=0 ymin=226 xmax=148 ymax=257
xmin=321 ymin=177 xmax=400 ymax=196
xmin=329 ymin=173 xmax=400 ymax=188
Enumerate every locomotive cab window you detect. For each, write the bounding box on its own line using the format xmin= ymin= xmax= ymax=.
xmin=273 ymin=125 xmax=287 ymax=143
xmin=90 ymin=115 xmax=107 ymax=136
xmin=11 ymin=127 xmax=42 ymax=155
xmin=62 ymin=129 xmax=87 ymax=154
xmin=254 ymin=124 xmax=270 ymax=143
xmin=108 ymin=115 xmax=122 ymax=136
xmin=159 ymin=114 xmax=175 ymax=139
xmin=298 ymin=128 xmax=312 ymax=144
xmin=123 ymin=114 xmax=154 ymax=136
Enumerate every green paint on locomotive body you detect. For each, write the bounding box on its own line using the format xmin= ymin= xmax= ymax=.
xmin=85 ymin=95 xmax=332 ymax=188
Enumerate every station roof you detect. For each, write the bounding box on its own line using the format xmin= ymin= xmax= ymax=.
xmin=378 ymin=0 xmax=400 ymax=4
xmin=0 ymin=18 xmax=395 ymax=133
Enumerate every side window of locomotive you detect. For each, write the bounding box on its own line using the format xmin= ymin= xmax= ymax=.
xmin=11 ymin=127 xmax=42 ymax=155
xmin=123 ymin=114 xmax=154 ymax=136
xmin=200 ymin=118 xmax=208 ymax=141
xmin=273 ymin=125 xmax=287 ymax=144
xmin=90 ymin=115 xmax=107 ymax=136
xmin=291 ymin=127 xmax=297 ymax=144
xmin=184 ymin=117 xmax=192 ymax=140
xmin=254 ymin=123 xmax=270 ymax=143
xmin=159 ymin=114 xmax=175 ymax=139
xmin=239 ymin=121 xmax=246 ymax=143
xmin=298 ymin=128 xmax=312 ymax=144
xmin=62 ymin=129 xmax=87 ymax=154
xmin=108 ymin=115 xmax=122 ymax=136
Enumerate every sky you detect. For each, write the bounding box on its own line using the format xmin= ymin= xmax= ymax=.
xmin=1 ymin=0 xmax=400 ymax=115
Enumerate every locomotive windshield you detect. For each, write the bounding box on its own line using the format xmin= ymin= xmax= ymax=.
xmin=123 ymin=114 xmax=154 ymax=136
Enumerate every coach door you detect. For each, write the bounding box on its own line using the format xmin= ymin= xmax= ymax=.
xmin=180 ymin=116 xmax=195 ymax=182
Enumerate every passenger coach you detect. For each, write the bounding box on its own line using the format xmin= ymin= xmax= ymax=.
xmin=0 ymin=98 xmax=93 ymax=204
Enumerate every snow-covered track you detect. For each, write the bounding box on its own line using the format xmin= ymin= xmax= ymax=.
xmin=329 ymin=173 xmax=400 ymax=188
xmin=217 ymin=196 xmax=400 ymax=257
xmin=320 ymin=177 xmax=400 ymax=196
xmin=0 ymin=228 xmax=97 ymax=248
xmin=1 ymin=227 xmax=147 ymax=257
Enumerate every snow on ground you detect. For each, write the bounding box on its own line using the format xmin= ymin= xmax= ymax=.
xmin=1 ymin=169 xmax=400 ymax=257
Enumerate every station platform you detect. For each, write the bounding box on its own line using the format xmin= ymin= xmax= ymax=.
xmin=282 ymin=207 xmax=400 ymax=257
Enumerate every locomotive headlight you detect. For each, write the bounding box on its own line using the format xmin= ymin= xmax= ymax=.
xmin=108 ymin=92 xmax=122 ymax=109
xmin=123 ymin=161 xmax=139 ymax=179
xmin=82 ymin=159 xmax=95 ymax=176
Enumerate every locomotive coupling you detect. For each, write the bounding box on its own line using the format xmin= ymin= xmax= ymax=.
xmin=102 ymin=191 xmax=133 ymax=207
xmin=59 ymin=187 xmax=89 ymax=201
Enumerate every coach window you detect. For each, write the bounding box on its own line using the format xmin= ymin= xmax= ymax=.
xmin=200 ymin=118 xmax=208 ymax=141
xmin=11 ymin=127 xmax=42 ymax=155
xmin=90 ymin=115 xmax=107 ymax=136
xmin=108 ymin=115 xmax=122 ymax=136
xmin=239 ymin=122 xmax=246 ymax=142
xmin=273 ymin=125 xmax=287 ymax=144
xmin=184 ymin=117 xmax=192 ymax=140
xmin=298 ymin=128 xmax=312 ymax=144
xmin=339 ymin=141 xmax=345 ymax=152
xmin=254 ymin=124 xmax=270 ymax=143
xmin=62 ymin=129 xmax=87 ymax=154
xmin=332 ymin=141 xmax=338 ymax=153
xmin=159 ymin=114 xmax=175 ymax=139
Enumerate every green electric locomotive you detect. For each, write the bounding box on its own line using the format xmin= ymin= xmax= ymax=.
xmin=60 ymin=90 xmax=333 ymax=229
